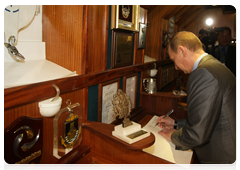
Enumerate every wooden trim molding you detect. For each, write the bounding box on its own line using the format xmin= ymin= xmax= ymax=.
xmin=4 ymin=60 xmax=173 ymax=110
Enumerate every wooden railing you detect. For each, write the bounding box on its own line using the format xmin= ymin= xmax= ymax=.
xmin=4 ymin=59 xmax=173 ymax=110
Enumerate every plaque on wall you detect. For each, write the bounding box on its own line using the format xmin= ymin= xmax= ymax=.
xmin=98 ymin=79 xmax=120 ymax=124
xmin=111 ymin=30 xmax=134 ymax=69
xmin=4 ymin=116 xmax=43 ymax=164
xmin=111 ymin=5 xmax=140 ymax=32
xmin=123 ymin=74 xmax=138 ymax=109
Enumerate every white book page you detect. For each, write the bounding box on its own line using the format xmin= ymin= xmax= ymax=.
xmin=143 ymin=115 xmax=193 ymax=164
xmin=143 ymin=115 xmax=163 ymax=133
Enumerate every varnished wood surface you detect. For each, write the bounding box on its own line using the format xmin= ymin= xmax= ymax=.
xmin=85 ymin=5 xmax=109 ymax=73
xmin=141 ymin=92 xmax=187 ymax=99
xmin=42 ymin=5 xmax=84 ymax=75
xmin=82 ymin=121 xmax=155 ymax=150
xmin=175 ymin=5 xmax=202 ymax=25
xmin=140 ymin=92 xmax=187 ymax=120
xmin=69 ymin=153 xmax=129 ymax=170
xmin=162 ymin=5 xmax=184 ymax=20
xmin=181 ymin=8 xmax=206 ymax=29
xmin=82 ymin=112 xmax=175 ymax=164
xmin=56 ymin=144 xmax=91 ymax=164
xmin=4 ymin=60 xmax=172 ymax=110
xmin=145 ymin=5 xmax=178 ymax=61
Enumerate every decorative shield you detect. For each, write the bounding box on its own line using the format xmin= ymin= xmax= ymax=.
xmin=4 ymin=116 xmax=43 ymax=164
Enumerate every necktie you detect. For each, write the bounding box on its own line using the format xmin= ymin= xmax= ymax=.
xmin=221 ymin=48 xmax=226 ymax=63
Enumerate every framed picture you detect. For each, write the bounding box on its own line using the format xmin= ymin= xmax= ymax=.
xmin=98 ymin=79 xmax=120 ymax=124
xmin=160 ymin=67 xmax=168 ymax=88
xmin=168 ymin=66 xmax=174 ymax=83
xmin=123 ymin=74 xmax=138 ymax=109
xmin=111 ymin=30 xmax=134 ymax=68
xmin=111 ymin=5 xmax=140 ymax=32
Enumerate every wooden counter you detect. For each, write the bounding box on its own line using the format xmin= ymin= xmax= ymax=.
xmin=81 ymin=110 xmax=199 ymax=164
xmin=83 ymin=121 xmax=155 ymax=150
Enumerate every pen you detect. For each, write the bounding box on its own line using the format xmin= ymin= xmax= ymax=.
xmin=155 ymin=109 xmax=174 ymax=126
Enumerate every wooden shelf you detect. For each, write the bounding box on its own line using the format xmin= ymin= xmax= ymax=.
xmin=141 ymin=92 xmax=187 ymax=99
xmin=82 ymin=121 xmax=155 ymax=150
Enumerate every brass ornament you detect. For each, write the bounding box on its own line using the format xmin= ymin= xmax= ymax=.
xmin=15 ymin=150 xmax=41 ymax=164
xmin=14 ymin=126 xmax=34 ymax=139
xmin=112 ymin=89 xmax=132 ymax=127
xmin=122 ymin=5 xmax=130 ymax=19
xmin=13 ymin=126 xmax=40 ymax=157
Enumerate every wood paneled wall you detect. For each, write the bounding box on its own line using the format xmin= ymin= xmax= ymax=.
xmin=140 ymin=93 xmax=187 ymax=120
xmin=42 ymin=5 xmax=84 ymax=75
xmin=145 ymin=5 xmax=181 ymax=61
xmin=5 ymin=5 xmax=110 ymax=164
xmin=84 ymin=5 xmax=109 ymax=74
xmin=43 ymin=5 xmax=109 ymax=75
xmin=4 ymin=5 xmax=184 ymax=164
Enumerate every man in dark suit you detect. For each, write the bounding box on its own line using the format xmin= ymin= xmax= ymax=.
xmin=157 ymin=31 xmax=236 ymax=164
xmin=212 ymin=27 xmax=236 ymax=76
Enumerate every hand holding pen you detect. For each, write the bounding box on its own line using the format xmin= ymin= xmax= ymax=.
xmin=155 ymin=109 xmax=174 ymax=127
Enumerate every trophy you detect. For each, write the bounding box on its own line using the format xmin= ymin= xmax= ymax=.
xmin=112 ymin=89 xmax=150 ymax=144
xmin=173 ymin=76 xmax=186 ymax=96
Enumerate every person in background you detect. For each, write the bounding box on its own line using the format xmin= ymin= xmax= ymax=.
xmin=157 ymin=31 xmax=236 ymax=164
xmin=212 ymin=27 xmax=236 ymax=76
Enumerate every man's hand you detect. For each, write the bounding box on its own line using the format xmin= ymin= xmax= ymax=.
xmin=158 ymin=128 xmax=176 ymax=142
xmin=156 ymin=115 xmax=175 ymax=129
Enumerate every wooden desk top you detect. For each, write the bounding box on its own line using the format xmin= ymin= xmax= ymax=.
xmin=82 ymin=120 xmax=155 ymax=150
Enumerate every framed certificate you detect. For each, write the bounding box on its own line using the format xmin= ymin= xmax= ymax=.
xmin=123 ymin=74 xmax=138 ymax=109
xmin=98 ymin=79 xmax=120 ymax=124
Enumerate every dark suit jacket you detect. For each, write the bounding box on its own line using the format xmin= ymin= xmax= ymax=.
xmin=171 ymin=55 xmax=236 ymax=164
xmin=212 ymin=45 xmax=236 ymax=76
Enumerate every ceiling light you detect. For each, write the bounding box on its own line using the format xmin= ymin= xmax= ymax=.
xmin=206 ymin=18 xmax=213 ymax=26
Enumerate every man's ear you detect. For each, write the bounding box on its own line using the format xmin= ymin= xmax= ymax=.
xmin=178 ymin=46 xmax=185 ymax=57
